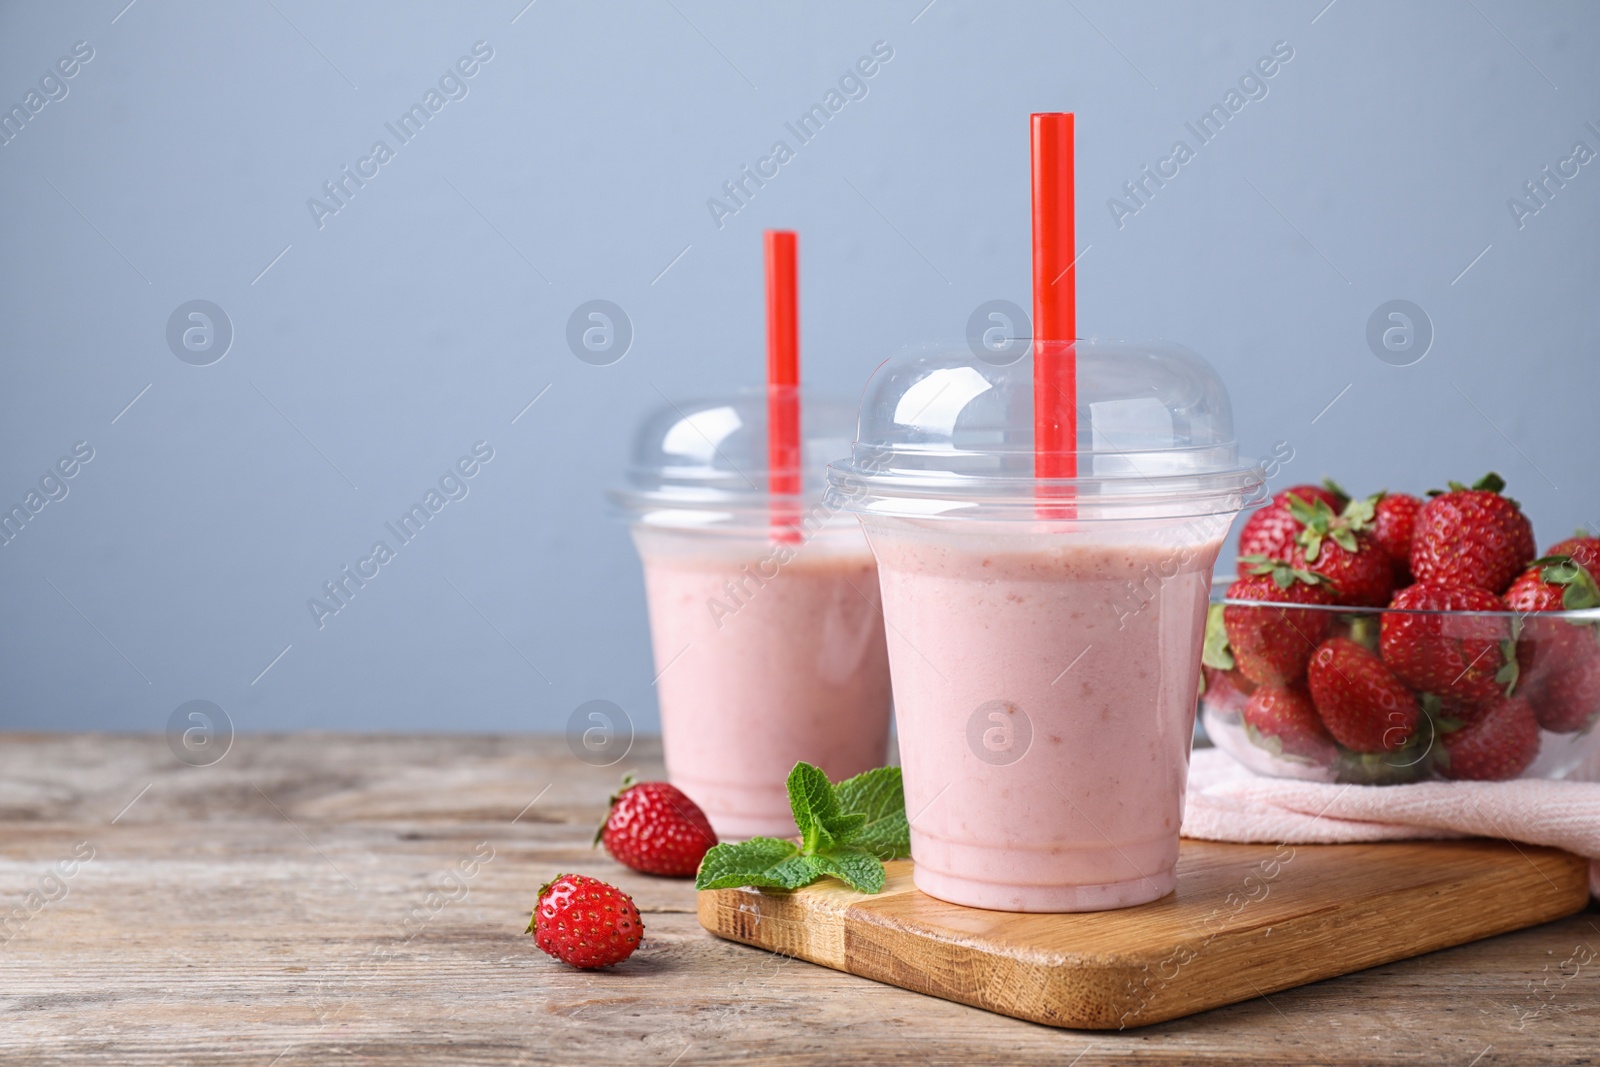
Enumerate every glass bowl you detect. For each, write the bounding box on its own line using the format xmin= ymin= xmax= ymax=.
xmin=1200 ymin=596 xmax=1600 ymax=783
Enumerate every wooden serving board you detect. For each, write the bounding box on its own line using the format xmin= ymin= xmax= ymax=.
xmin=698 ymin=838 xmax=1590 ymax=1030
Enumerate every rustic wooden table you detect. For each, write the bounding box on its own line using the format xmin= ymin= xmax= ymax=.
xmin=1 ymin=735 xmax=1594 ymax=1065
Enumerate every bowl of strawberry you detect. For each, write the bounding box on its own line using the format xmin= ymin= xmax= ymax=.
xmin=1200 ymin=475 xmax=1600 ymax=784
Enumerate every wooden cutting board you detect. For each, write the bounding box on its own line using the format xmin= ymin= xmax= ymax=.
xmin=698 ymin=838 xmax=1590 ymax=1030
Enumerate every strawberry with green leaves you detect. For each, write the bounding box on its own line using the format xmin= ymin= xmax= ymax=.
xmin=1242 ymin=685 xmax=1338 ymax=764
xmin=1505 ymin=555 xmax=1600 ymax=614
xmin=1371 ymin=491 xmax=1423 ymax=584
xmin=1543 ymin=533 xmax=1600 ymax=576
xmin=1236 ymin=482 xmax=1347 ymax=573
xmin=1379 ymin=582 xmax=1516 ymax=705
xmin=1306 ymin=637 xmax=1420 ymax=753
xmin=1409 ymin=473 xmax=1535 ymax=595
xmin=1201 ymin=603 xmax=1255 ymax=709
xmin=1222 ymin=558 xmax=1337 ymax=687
xmin=528 ymin=873 xmax=643 ymax=969
xmin=1285 ymin=493 xmax=1395 ymax=607
xmin=1436 ymin=693 xmax=1541 ymax=780
xmin=1506 ymin=556 xmax=1600 ymax=734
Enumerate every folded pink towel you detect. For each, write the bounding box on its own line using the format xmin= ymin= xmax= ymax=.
xmin=1183 ymin=748 xmax=1600 ymax=898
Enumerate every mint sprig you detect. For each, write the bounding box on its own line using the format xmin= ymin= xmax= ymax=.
xmin=1532 ymin=554 xmax=1600 ymax=611
xmin=693 ymin=763 xmax=911 ymax=894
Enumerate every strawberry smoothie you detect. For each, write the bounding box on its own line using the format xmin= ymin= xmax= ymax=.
xmin=636 ymin=528 xmax=893 ymax=838
xmin=865 ymin=525 xmax=1224 ymax=911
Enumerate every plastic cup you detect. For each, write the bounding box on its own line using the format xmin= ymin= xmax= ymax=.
xmin=828 ymin=341 xmax=1264 ymax=912
xmin=613 ymin=390 xmax=893 ymax=838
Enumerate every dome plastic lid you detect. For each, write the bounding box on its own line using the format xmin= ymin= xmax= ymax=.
xmin=827 ymin=339 xmax=1266 ymax=521
xmin=612 ymin=388 xmax=858 ymax=529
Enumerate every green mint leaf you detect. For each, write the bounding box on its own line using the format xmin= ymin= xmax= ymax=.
xmin=1202 ymin=603 xmax=1235 ymax=670
xmin=786 ymin=762 xmax=866 ymax=852
xmin=834 ymin=766 xmax=911 ymax=860
xmin=787 ymin=761 xmax=835 ymax=852
xmin=810 ymin=846 xmax=887 ymax=893
xmin=694 ymin=837 xmax=810 ymax=890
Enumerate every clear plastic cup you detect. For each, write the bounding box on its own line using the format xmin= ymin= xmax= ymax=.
xmin=828 ymin=341 xmax=1264 ymax=912
xmin=613 ymin=390 xmax=893 ymax=838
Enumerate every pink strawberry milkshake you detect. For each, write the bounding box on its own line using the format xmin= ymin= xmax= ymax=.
xmin=830 ymin=339 xmax=1261 ymax=912
xmin=635 ymin=527 xmax=892 ymax=838
xmin=865 ymin=526 xmax=1222 ymax=911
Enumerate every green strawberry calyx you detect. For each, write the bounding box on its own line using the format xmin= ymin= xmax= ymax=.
xmin=1439 ymin=472 xmax=1519 ymax=509
xmin=593 ymin=773 xmax=639 ymax=848
xmin=1532 ymin=554 xmax=1600 ymax=611
xmin=1344 ymin=613 xmax=1379 ymax=650
xmin=1202 ymin=603 xmax=1234 ymax=670
xmin=1443 ymin=472 xmax=1507 ymax=494
xmin=1420 ymin=693 xmax=1465 ymax=736
xmin=1471 ymin=472 xmax=1506 ymax=494
xmin=528 ymin=873 xmax=568 ymax=932
xmin=1495 ymin=638 xmax=1520 ymax=697
xmin=1238 ymin=554 xmax=1329 ymax=592
xmin=1242 ymin=720 xmax=1320 ymax=766
xmin=1289 ymin=493 xmax=1376 ymax=562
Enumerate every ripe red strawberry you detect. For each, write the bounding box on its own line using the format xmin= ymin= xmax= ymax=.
xmin=1236 ymin=483 xmax=1346 ymax=573
xmin=1506 ymin=568 xmax=1571 ymax=614
xmin=1200 ymin=603 xmax=1255 ymax=707
xmin=1505 ymin=557 xmax=1600 ymax=733
xmin=1222 ymin=559 xmax=1337 ymax=687
xmin=1409 ymin=473 xmax=1535 ymax=594
xmin=528 ymin=873 xmax=643 ymax=969
xmin=1285 ymin=494 xmax=1394 ymax=607
xmin=1505 ymin=555 xmax=1600 ymax=615
xmin=1522 ymin=630 xmax=1600 ymax=733
xmin=597 ymin=778 xmax=717 ymax=877
xmin=1437 ymin=694 xmax=1541 ymax=780
xmin=1371 ymin=491 xmax=1422 ymax=584
xmin=1243 ymin=685 xmax=1337 ymax=764
xmin=1203 ymin=665 xmax=1256 ymax=707
xmin=1306 ymin=637 xmax=1420 ymax=752
xmin=1545 ymin=533 xmax=1600 ymax=575
xmin=1379 ymin=583 xmax=1515 ymax=705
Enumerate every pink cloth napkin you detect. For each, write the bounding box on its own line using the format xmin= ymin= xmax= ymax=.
xmin=1182 ymin=748 xmax=1600 ymax=898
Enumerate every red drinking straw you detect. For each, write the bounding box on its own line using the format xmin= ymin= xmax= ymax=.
xmin=765 ymin=229 xmax=801 ymax=541
xmin=1031 ymin=112 xmax=1077 ymax=485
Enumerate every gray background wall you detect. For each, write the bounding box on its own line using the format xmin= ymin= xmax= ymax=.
xmin=2 ymin=0 xmax=1596 ymax=734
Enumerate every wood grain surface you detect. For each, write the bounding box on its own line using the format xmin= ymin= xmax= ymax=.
xmin=699 ymin=841 xmax=1589 ymax=1029
xmin=0 ymin=734 xmax=1596 ymax=1065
